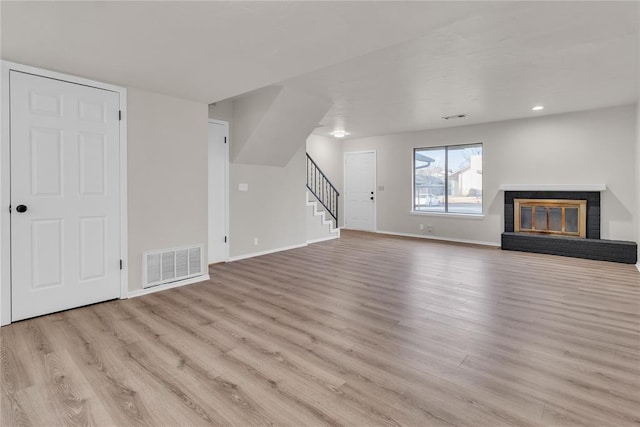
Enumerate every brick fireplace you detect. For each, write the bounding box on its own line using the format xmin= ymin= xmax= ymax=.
xmin=500 ymin=186 xmax=636 ymax=264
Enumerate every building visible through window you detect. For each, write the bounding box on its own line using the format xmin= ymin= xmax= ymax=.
xmin=413 ymin=143 xmax=483 ymax=215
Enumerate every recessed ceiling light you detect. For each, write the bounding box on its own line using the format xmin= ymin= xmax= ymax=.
xmin=331 ymin=130 xmax=349 ymax=138
xmin=532 ymin=105 xmax=544 ymax=111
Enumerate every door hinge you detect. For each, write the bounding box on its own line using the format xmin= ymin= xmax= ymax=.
xmin=120 ymin=259 xmax=123 ymax=270
xmin=224 ymin=136 xmax=227 ymax=144
xmin=224 ymin=236 xmax=227 ymax=243
xmin=118 ymin=110 xmax=122 ymax=121
xmin=8 ymin=205 xmax=11 ymax=213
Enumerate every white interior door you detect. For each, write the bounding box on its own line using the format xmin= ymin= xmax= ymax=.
xmin=208 ymin=121 xmax=229 ymax=263
xmin=10 ymin=70 xmax=121 ymax=321
xmin=344 ymin=151 xmax=376 ymax=231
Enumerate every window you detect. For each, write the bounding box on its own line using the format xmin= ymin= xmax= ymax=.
xmin=413 ymin=143 xmax=483 ymax=215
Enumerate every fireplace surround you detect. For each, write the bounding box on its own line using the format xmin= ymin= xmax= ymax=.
xmin=501 ymin=188 xmax=636 ymax=264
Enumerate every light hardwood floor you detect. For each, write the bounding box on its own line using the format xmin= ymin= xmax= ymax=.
xmin=2 ymin=230 xmax=640 ymax=426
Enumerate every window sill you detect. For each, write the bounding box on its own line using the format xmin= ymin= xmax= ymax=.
xmin=410 ymin=211 xmax=485 ymax=220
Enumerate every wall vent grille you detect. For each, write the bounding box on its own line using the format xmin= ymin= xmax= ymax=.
xmin=143 ymin=244 xmax=203 ymax=288
xmin=442 ymin=114 xmax=467 ymax=120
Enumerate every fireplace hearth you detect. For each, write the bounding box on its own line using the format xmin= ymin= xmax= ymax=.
xmin=501 ymin=188 xmax=636 ymax=264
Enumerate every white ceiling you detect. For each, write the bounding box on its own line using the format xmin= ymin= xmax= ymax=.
xmin=2 ymin=1 xmax=638 ymax=140
xmin=290 ymin=1 xmax=640 ymax=138
xmin=1 ymin=1 xmax=494 ymax=102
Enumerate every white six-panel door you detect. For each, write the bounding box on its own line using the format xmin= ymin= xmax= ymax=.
xmin=344 ymin=151 xmax=376 ymax=231
xmin=10 ymin=71 xmax=121 ymax=321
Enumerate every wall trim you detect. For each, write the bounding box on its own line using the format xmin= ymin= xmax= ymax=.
xmin=307 ymin=234 xmax=339 ymax=244
xmin=375 ymin=229 xmax=500 ymax=247
xmin=1 ymin=61 xmax=128 ymax=326
xmin=499 ymin=184 xmax=607 ymax=192
xmin=128 ymin=274 xmax=210 ymax=298
xmin=228 ymin=243 xmax=308 ymax=262
xmin=119 ymin=83 xmax=129 ymax=300
xmin=410 ymin=211 xmax=485 ymax=220
xmin=636 ymin=263 xmax=640 ymax=273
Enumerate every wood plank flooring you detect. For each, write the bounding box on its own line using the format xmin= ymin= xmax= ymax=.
xmin=2 ymin=230 xmax=640 ymax=426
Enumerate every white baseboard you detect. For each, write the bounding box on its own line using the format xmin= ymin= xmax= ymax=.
xmin=228 ymin=242 xmax=308 ymax=262
xmin=128 ymin=274 xmax=210 ymax=298
xmin=375 ymin=229 xmax=501 ymax=248
xmin=636 ymin=263 xmax=640 ymax=273
xmin=307 ymin=234 xmax=340 ymax=244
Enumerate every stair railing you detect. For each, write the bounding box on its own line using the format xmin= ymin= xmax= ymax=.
xmin=306 ymin=153 xmax=339 ymax=228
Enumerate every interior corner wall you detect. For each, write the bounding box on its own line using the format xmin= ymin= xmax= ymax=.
xmin=342 ymin=105 xmax=637 ymax=245
xmin=636 ymin=102 xmax=640 ymax=264
xmin=214 ymin=97 xmax=309 ymax=258
xmin=127 ymin=88 xmax=209 ymax=291
xmin=306 ymin=134 xmax=345 ymax=227
xmin=208 ymin=99 xmax=234 ymax=123
xmin=229 ymin=144 xmax=307 ymax=257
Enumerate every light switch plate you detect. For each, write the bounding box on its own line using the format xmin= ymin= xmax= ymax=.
xmin=239 ymin=183 xmax=249 ymax=192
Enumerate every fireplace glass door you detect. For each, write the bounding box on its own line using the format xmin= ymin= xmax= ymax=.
xmin=514 ymin=199 xmax=586 ymax=238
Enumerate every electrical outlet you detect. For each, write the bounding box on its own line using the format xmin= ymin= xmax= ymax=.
xmin=426 ymin=224 xmax=433 ymax=232
xmin=253 ymin=237 xmax=259 ymax=246
xmin=419 ymin=224 xmax=424 ymax=230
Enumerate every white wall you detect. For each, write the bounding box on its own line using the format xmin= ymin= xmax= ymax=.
xmin=231 ymin=86 xmax=281 ymax=162
xmin=208 ymin=99 xmax=234 ymax=123
xmin=229 ymin=145 xmax=307 ymax=257
xmin=232 ymin=86 xmax=331 ymax=167
xmin=306 ymin=134 xmax=344 ymax=227
xmin=210 ymin=99 xmax=309 ymax=258
xmin=128 ymin=88 xmax=209 ymax=290
xmin=342 ymin=105 xmax=638 ymax=245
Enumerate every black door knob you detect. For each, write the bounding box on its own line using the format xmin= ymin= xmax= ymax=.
xmin=370 ymin=197 xmax=374 ymax=200
xmin=16 ymin=205 xmax=27 ymax=213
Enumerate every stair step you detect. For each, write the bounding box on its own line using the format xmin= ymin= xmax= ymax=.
xmin=306 ymin=191 xmax=340 ymax=241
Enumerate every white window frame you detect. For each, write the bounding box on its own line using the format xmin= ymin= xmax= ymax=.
xmin=411 ymin=142 xmax=484 ymax=218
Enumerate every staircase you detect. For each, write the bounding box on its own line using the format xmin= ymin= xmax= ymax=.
xmin=306 ymin=191 xmax=340 ymax=242
xmin=306 ymin=153 xmax=340 ymax=243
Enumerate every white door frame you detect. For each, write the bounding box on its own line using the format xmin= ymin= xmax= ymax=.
xmin=343 ymin=150 xmax=377 ymax=231
xmin=208 ymin=119 xmax=230 ymax=263
xmin=0 ymin=61 xmax=128 ymax=326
